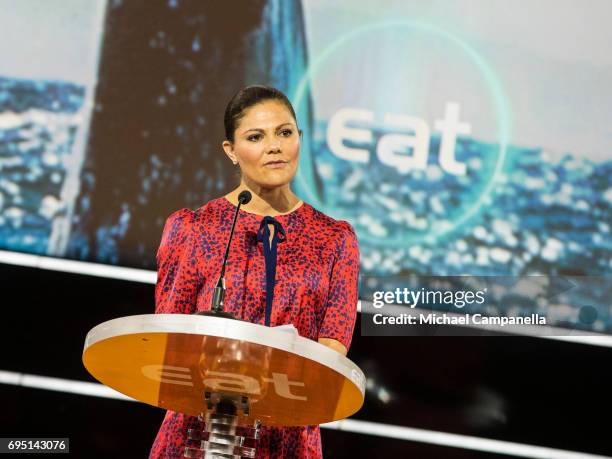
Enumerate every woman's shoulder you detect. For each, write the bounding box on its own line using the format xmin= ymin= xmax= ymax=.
xmin=301 ymin=203 xmax=358 ymax=241
xmin=163 ymin=197 xmax=227 ymax=228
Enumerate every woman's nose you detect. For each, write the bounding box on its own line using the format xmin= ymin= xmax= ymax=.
xmin=267 ymin=138 xmax=281 ymax=152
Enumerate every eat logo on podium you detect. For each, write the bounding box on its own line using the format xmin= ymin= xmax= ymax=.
xmin=142 ymin=365 xmax=307 ymax=401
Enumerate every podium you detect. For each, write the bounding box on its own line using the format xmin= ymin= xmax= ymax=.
xmin=83 ymin=314 xmax=366 ymax=458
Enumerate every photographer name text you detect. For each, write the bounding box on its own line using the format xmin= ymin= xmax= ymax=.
xmin=372 ymin=312 xmax=547 ymax=326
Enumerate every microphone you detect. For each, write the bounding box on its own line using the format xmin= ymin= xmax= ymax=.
xmin=198 ymin=190 xmax=252 ymax=319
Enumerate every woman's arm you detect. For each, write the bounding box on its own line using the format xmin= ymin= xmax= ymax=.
xmin=155 ymin=208 xmax=201 ymax=314
xmin=318 ymin=221 xmax=360 ymax=355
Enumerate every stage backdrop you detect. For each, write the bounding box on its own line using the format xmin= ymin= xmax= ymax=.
xmin=0 ymin=0 xmax=610 ymax=332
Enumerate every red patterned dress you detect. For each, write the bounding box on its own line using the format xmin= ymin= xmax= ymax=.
xmin=149 ymin=197 xmax=360 ymax=458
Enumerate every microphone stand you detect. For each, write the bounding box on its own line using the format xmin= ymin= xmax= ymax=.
xmin=197 ymin=190 xmax=252 ymax=320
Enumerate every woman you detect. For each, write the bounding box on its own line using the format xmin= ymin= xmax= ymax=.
xmin=150 ymin=85 xmax=360 ymax=458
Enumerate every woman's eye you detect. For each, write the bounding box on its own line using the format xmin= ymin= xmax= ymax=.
xmin=247 ymin=134 xmax=262 ymax=141
xmin=279 ymin=129 xmax=293 ymax=137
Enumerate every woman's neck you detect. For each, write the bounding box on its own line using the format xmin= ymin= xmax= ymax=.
xmin=225 ymin=183 xmax=302 ymax=216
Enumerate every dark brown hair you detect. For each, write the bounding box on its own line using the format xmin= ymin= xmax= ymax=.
xmin=223 ymin=85 xmax=298 ymax=142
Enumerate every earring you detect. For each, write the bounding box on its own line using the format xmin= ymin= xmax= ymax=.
xmin=232 ymin=160 xmax=238 ymax=165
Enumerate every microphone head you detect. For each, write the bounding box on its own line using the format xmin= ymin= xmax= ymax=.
xmin=238 ymin=190 xmax=252 ymax=205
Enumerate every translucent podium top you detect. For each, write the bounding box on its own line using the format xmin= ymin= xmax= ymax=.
xmin=83 ymin=314 xmax=366 ymax=426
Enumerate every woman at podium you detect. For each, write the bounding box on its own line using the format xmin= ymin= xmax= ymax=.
xmin=149 ymin=85 xmax=360 ymax=458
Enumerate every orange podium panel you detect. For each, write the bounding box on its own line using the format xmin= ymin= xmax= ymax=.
xmin=83 ymin=314 xmax=366 ymax=426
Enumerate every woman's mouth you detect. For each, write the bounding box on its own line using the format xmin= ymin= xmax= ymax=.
xmin=264 ymin=161 xmax=287 ymax=169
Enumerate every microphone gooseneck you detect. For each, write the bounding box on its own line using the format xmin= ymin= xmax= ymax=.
xmin=198 ymin=191 xmax=252 ymax=319
xmin=218 ymin=190 xmax=252 ymax=281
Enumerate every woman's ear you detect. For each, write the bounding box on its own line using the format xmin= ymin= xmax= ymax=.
xmin=222 ymin=140 xmax=238 ymax=165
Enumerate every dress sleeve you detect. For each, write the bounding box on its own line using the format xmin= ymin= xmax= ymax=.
xmin=155 ymin=208 xmax=200 ymax=314
xmin=318 ymin=221 xmax=360 ymax=351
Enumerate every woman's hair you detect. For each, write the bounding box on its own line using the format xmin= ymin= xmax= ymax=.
xmin=223 ymin=85 xmax=298 ymax=142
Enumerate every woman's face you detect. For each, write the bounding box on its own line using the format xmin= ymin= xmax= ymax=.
xmin=223 ymin=100 xmax=300 ymax=190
